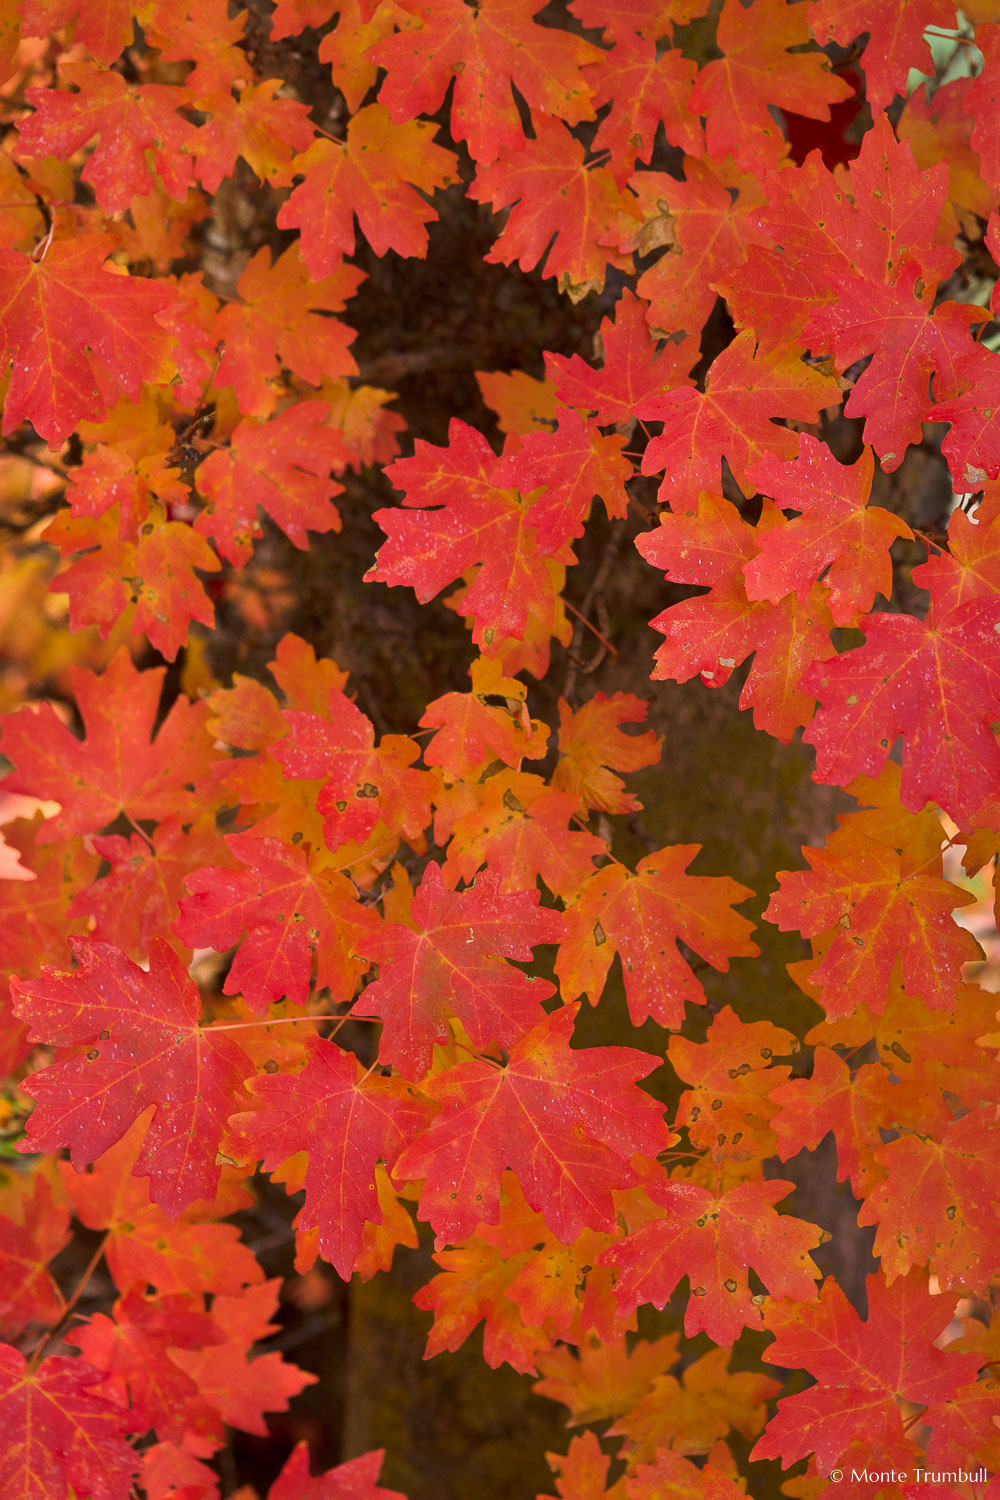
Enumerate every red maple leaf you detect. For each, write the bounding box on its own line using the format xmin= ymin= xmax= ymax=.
xmin=764 ymin=824 xmax=980 ymax=1016
xmin=60 ymin=1120 xmax=263 ymax=1297
xmin=0 ymin=236 xmax=176 ymax=445
xmin=769 ymin=1047 xmax=891 ymax=1198
xmin=229 ymin=1039 xmax=431 ymax=1278
xmin=556 ymin=848 xmax=758 ymax=1028
xmin=69 ymin=815 xmax=223 ymax=962
xmin=358 ymin=862 xmax=564 ymax=1078
xmin=195 ymin=401 xmax=349 ymax=566
xmin=191 ymin=80 xmax=314 ymax=194
xmin=0 ymin=649 xmax=212 ymax=842
xmin=745 ymin=438 xmax=912 ymax=625
xmin=278 ymin=105 xmax=458 ymax=272
xmin=394 ymin=1005 xmax=668 ymax=1243
xmin=809 ymin=0 xmax=956 ymax=114
xmin=0 ymin=1345 xmax=141 ymax=1500
xmin=44 ymin=505 xmax=220 ymax=663
xmin=20 ymin=0 xmax=137 ymax=64
xmin=175 ymin=833 xmax=377 ymax=1014
xmin=545 ymin=290 xmax=698 ymax=427
xmin=493 ymin=406 xmax=631 ymax=555
xmin=688 ymin=0 xmax=853 ymax=173
xmin=638 ymin=496 xmax=837 ymax=741
xmin=166 ymin=1281 xmax=317 ymax=1435
xmin=368 ymin=419 xmax=552 ymax=644
xmin=628 ymin=157 xmax=769 ymax=342
xmin=470 ymin=118 xmax=637 ymax=299
xmin=370 ymin=0 xmax=601 ymax=164
xmin=638 ymin=334 xmax=838 ymax=507
xmin=18 ymin=63 xmax=194 ymax=212
xmin=857 ymin=1107 xmax=1000 ymax=1291
xmin=601 ymin=1179 xmax=822 ymax=1346
xmin=751 ymin=1270 xmax=980 ymax=1471
xmin=585 ymin=33 xmax=701 ymax=183
xmin=12 ymin=939 xmax=255 ymax=1213
xmin=269 ymin=1445 xmax=407 ymax=1500
xmin=213 ymin=245 xmax=361 ymax=418
xmin=67 ymin=1289 xmax=221 ymax=1445
xmin=801 ymin=597 xmax=1000 ymax=825
xmin=276 ymin=692 xmax=434 ymax=852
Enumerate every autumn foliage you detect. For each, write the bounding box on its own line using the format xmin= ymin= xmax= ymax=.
xmin=3 ymin=0 xmax=1000 ymax=1496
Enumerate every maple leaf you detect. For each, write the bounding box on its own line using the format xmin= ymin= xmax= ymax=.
xmin=476 ymin=368 xmax=559 ymax=435
xmin=0 ymin=235 xmax=177 ymax=445
xmin=470 ymin=119 xmax=637 ymax=300
xmin=59 ymin=1117 xmax=263 ymax=1297
xmin=806 ymin=259 xmax=986 ymax=472
xmin=0 ymin=816 xmax=97 ymax=976
xmin=801 ymin=598 xmax=1000 ymax=825
xmin=276 ymin=690 xmax=434 ymax=852
xmin=687 ymin=0 xmax=853 ymax=173
xmin=192 ymin=80 xmax=314 ymax=193
xmin=370 ymin=0 xmax=602 ymax=164
xmin=539 ymin=1432 xmax=627 ymax=1500
xmin=12 ymin=938 xmax=255 ymax=1214
xmin=143 ymin=0 xmax=250 ymax=95
xmin=857 ymin=1107 xmax=1000 ymax=1291
xmin=638 ymin=333 xmax=838 ymax=507
xmin=67 ymin=1289 xmax=221 ymax=1446
xmin=544 ymin=290 xmax=698 ymax=427
xmin=357 ymin=862 xmax=564 ymax=1078
xmin=439 ymin=768 xmax=605 ymax=899
xmin=493 ymin=406 xmax=632 ymax=555
xmin=809 ymin=0 xmax=956 ymax=114
xmin=214 ymin=245 xmax=361 ymax=418
xmin=278 ymin=105 xmax=458 ymax=273
xmin=0 ymin=1173 xmax=70 ymax=1337
xmin=63 ymin=435 xmax=188 ymax=545
xmin=669 ymin=1006 xmax=795 ymax=1164
xmin=18 ymin=63 xmax=194 ymax=213
xmin=269 ymin=1445 xmax=407 ymax=1500
xmin=415 ymin=1235 xmax=550 ymax=1376
xmin=744 ymin=439 xmax=912 ymax=625
xmin=0 ymin=648 xmax=212 ymax=842
xmin=228 ymin=1039 xmax=430 ymax=1278
xmin=68 ymin=816 xmax=223 ymax=962
xmin=551 ymin=692 xmax=661 ymax=816
xmin=965 ymin=26 xmax=1000 ymax=195
xmin=394 ymin=1005 xmax=668 ymax=1243
xmin=638 ymin=496 xmax=838 ymax=740
xmin=195 ymin=401 xmax=349 ymax=567
xmin=419 ymin=654 xmax=550 ymax=781
xmin=602 ymin=1178 xmax=822 ymax=1346
xmin=19 ymin=0 xmax=137 ymax=65
xmin=624 ymin=1451 xmax=745 ymax=1500
xmin=368 ymin=419 xmax=551 ymax=644
xmin=764 ymin=825 xmax=980 ymax=1017
xmin=586 ymin=34 xmax=702 ymax=184
xmin=0 ymin=1345 xmax=141 ymax=1500
xmin=609 ymin=1346 xmax=782 ymax=1465
xmin=627 ymin=158 xmax=768 ymax=343
xmin=751 ymin=1270 xmax=981 ymax=1471
xmin=318 ymin=0 xmax=399 ymax=113
xmin=45 ymin=504 xmax=220 ymax=662
xmin=534 ymin=1334 xmax=680 ymax=1428
xmin=167 ymin=1281 xmax=317 ymax=1435
xmin=769 ymin=1047 xmax=890 ymax=1198
xmin=176 ymin=833 xmax=376 ymax=1014
xmin=932 ymin=345 xmax=1000 ymax=490
xmin=556 ymin=848 xmax=758 ymax=1028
